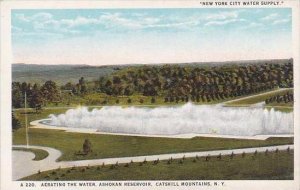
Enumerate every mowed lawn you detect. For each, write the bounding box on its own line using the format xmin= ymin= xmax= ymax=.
xmin=13 ymin=127 xmax=293 ymax=161
xmin=22 ymin=150 xmax=294 ymax=180
xmin=225 ymin=89 xmax=293 ymax=106
xmin=12 ymin=147 xmax=49 ymax=161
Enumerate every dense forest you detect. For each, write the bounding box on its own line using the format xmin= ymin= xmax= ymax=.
xmin=12 ymin=59 xmax=293 ymax=108
xmin=93 ymin=60 xmax=293 ymax=98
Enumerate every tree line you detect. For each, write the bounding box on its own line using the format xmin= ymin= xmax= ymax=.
xmin=12 ymin=80 xmax=60 ymax=109
xmin=265 ymin=92 xmax=294 ymax=104
xmin=13 ymin=60 xmax=293 ymax=108
xmin=66 ymin=60 xmax=293 ymax=102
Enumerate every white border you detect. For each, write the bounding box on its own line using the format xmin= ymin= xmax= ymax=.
xmin=1 ymin=1 xmax=299 ymax=190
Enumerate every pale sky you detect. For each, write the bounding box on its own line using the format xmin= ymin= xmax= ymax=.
xmin=12 ymin=8 xmax=292 ymax=65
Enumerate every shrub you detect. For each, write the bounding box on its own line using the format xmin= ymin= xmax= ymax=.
xmin=151 ymin=97 xmax=156 ymax=103
xmin=82 ymin=139 xmax=92 ymax=155
xmin=230 ymin=152 xmax=234 ymax=159
xmin=205 ymin=155 xmax=210 ymax=161
xmin=254 ymin=150 xmax=258 ymax=156
xmin=265 ymin=149 xmax=269 ymax=155
xmin=164 ymin=97 xmax=169 ymax=102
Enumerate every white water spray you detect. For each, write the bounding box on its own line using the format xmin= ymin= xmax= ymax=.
xmin=48 ymin=103 xmax=293 ymax=136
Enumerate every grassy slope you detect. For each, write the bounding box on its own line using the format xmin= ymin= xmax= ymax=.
xmin=225 ymin=89 xmax=293 ymax=106
xmin=22 ymin=151 xmax=294 ymax=180
xmin=12 ymin=147 xmax=49 ymax=161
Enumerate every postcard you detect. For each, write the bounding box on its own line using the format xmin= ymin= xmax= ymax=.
xmin=0 ymin=0 xmax=299 ymax=189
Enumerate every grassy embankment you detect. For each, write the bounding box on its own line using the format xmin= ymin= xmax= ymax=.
xmin=225 ymin=88 xmax=293 ymax=112
xmin=22 ymin=150 xmax=294 ymax=180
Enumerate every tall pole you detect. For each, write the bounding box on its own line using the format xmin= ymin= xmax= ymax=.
xmin=25 ymin=91 xmax=29 ymax=148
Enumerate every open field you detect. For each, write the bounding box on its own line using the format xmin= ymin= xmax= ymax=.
xmin=12 ymin=147 xmax=49 ymax=161
xmin=22 ymin=150 xmax=293 ymax=180
xmin=225 ymin=88 xmax=293 ymax=106
xmin=13 ymin=127 xmax=293 ymax=161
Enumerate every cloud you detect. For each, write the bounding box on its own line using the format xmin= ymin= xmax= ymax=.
xmin=205 ymin=11 xmax=239 ymax=21
xmin=205 ymin=18 xmax=246 ymax=26
xmin=240 ymin=22 xmax=264 ymax=30
xmin=15 ymin=13 xmax=30 ymax=22
xmin=260 ymin=13 xmax=279 ymax=21
xmin=272 ymin=18 xmax=290 ymax=25
xmin=13 ymin=10 xmax=247 ymax=33
xmin=98 ymin=13 xmax=144 ymax=29
xmin=16 ymin=12 xmax=53 ymax=22
xmin=59 ymin=16 xmax=99 ymax=28
xmin=14 ymin=11 xmax=201 ymax=33
xmin=12 ymin=26 xmax=23 ymax=33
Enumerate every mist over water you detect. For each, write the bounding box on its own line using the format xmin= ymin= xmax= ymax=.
xmin=48 ymin=103 xmax=293 ymax=136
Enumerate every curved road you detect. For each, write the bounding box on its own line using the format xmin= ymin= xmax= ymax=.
xmin=13 ymin=144 xmax=294 ymax=180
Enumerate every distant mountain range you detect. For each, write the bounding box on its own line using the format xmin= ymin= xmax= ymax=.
xmin=12 ymin=64 xmax=121 ymax=85
xmin=12 ymin=59 xmax=291 ymax=85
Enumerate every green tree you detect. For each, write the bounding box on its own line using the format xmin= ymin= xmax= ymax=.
xmin=79 ymin=77 xmax=87 ymax=94
xmin=82 ymin=139 xmax=92 ymax=155
xmin=41 ymin=80 xmax=60 ymax=102
xmin=29 ymin=84 xmax=43 ymax=112
xmin=12 ymin=112 xmax=20 ymax=131
xmin=12 ymin=82 xmax=23 ymax=108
